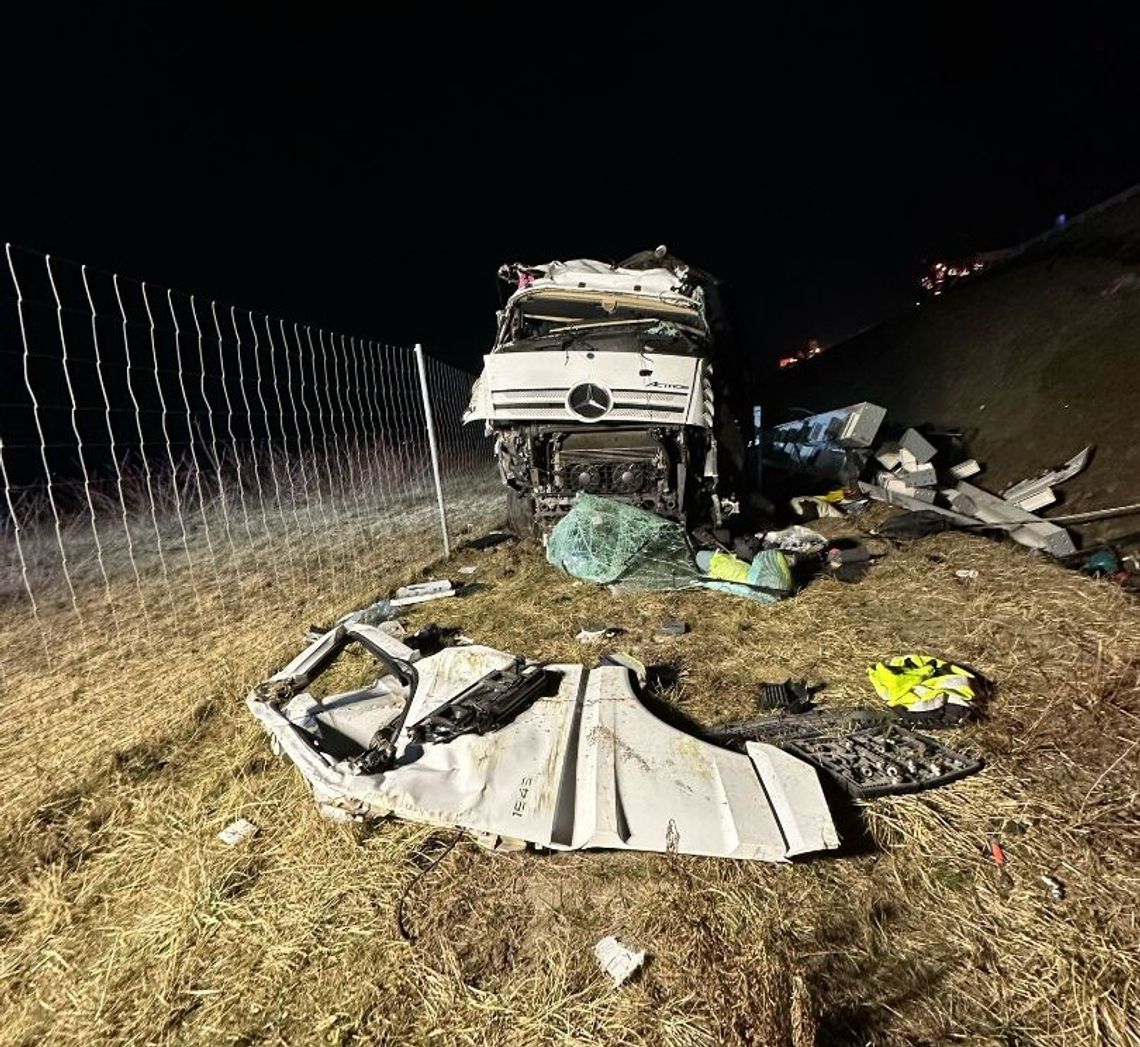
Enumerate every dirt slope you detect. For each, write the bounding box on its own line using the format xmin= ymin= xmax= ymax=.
xmin=766 ymin=186 xmax=1140 ymax=550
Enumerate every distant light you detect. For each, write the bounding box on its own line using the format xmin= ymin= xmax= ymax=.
xmin=1055 ymin=213 xmax=1067 ymax=226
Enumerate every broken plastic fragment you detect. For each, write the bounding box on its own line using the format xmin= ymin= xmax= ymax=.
xmin=576 ymin=622 xmax=624 ymax=644
xmin=218 ymin=817 xmax=259 ymax=846
xmin=1001 ymin=446 xmax=1091 ymax=503
xmin=395 ymin=580 xmax=453 ymax=599
xmin=594 ymin=935 xmax=646 ymax=986
xmin=1039 ymin=874 xmax=1065 ymax=900
xmin=762 ymin=525 xmax=827 ymax=554
xmin=949 ymin=459 xmax=982 ymax=479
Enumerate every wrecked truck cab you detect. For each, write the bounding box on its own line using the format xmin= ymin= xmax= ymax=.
xmin=464 ymin=249 xmax=730 ymax=534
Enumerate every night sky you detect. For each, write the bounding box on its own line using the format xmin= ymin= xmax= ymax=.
xmin=4 ymin=7 xmax=1140 ymax=374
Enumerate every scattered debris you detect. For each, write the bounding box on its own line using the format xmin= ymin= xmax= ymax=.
xmin=952 ymin=481 xmax=1076 ymax=557
xmin=875 ymin=509 xmax=959 ymax=540
xmin=826 ymin=543 xmax=872 ymax=566
xmin=1081 ymin=548 xmax=1121 ymax=576
xmin=790 ymin=495 xmax=845 ymax=519
xmin=393 ymin=580 xmax=459 ymax=607
xmin=218 ymin=817 xmax=260 ymax=846
xmin=1011 ymin=487 xmax=1056 ymax=513
xmin=331 ymin=581 xmax=466 ymax=630
xmin=860 ymin=482 xmax=984 ymax=527
xmin=405 ymin=622 xmax=465 ymax=656
xmin=867 ymin=655 xmax=982 ymax=726
xmin=989 ymin=836 xmax=1014 ymax=891
xmin=861 ymin=476 xmax=1078 ymax=556
xmin=825 ymin=542 xmax=876 ymax=583
xmin=594 ymin=935 xmax=647 ymax=987
xmin=763 ymin=399 xmax=1096 ymax=558
xmin=654 ymin=617 xmax=689 ymax=639
xmin=458 ymin=565 xmax=478 ymax=575
xmin=395 ymin=580 xmax=453 ymax=600
xmin=598 ymin=651 xmax=648 ymax=682
xmin=461 ymin=530 xmax=514 ymax=552
xmin=955 ymin=568 xmax=980 ymax=581
xmin=758 ymin=679 xmax=819 ymax=713
xmin=1039 ymin=874 xmax=1066 ymax=900
xmin=898 ymin=427 xmax=938 ymax=466
xmin=576 ymin=622 xmax=625 ymax=644
xmin=762 ymin=525 xmax=828 ymax=554
xmin=948 ymin=458 xmax=982 ymax=479
xmin=765 ymin=402 xmax=887 ymax=482
xmin=338 ymin=598 xmax=398 ymax=628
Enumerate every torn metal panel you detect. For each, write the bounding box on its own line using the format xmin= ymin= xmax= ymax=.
xmin=247 ymin=629 xmax=839 ymax=862
xmin=1001 ymin=446 xmax=1092 ymax=504
xmin=858 ymin=482 xmax=984 ymax=526
xmin=953 ymin=481 xmax=1077 ymax=556
xmin=860 ymin=481 xmax=1076 ymax=556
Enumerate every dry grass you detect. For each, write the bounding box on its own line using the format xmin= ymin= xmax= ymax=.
xmin=2 ymin=507 xmax=1139 ymax=1046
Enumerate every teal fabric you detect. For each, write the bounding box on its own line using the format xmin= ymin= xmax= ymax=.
xmin=701 ymin=549 xmax=793 ymax=603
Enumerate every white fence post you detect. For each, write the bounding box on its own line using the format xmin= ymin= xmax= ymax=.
xmin=414 ymin=342 xmax=451 ymax=557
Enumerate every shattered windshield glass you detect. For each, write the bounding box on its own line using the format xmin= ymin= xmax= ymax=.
xmin=511 ymin=291 xmax=703 ymax=335
xmin=500 ymin=321 xmax=699 ymax=354
xmin=500 ymin=292 xmax=705 ymax=351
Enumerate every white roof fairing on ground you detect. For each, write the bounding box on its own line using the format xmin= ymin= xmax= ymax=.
xmin=247 ymin=629 xmax=840 ymax=862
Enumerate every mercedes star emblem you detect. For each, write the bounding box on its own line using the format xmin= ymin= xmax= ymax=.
xmin=565 ymin=382 xmax=613 ymax=421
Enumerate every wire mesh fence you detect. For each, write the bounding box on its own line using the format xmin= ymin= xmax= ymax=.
xmin=0 ymin=242 xmax=499 ymax=664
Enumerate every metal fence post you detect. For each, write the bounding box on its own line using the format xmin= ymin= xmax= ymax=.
xmin=414 ymin=342 xmax=451 ymax=557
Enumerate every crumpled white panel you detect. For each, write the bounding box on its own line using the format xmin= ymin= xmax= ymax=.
xmin=247 ymin=637 xmax=838 ymax=862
